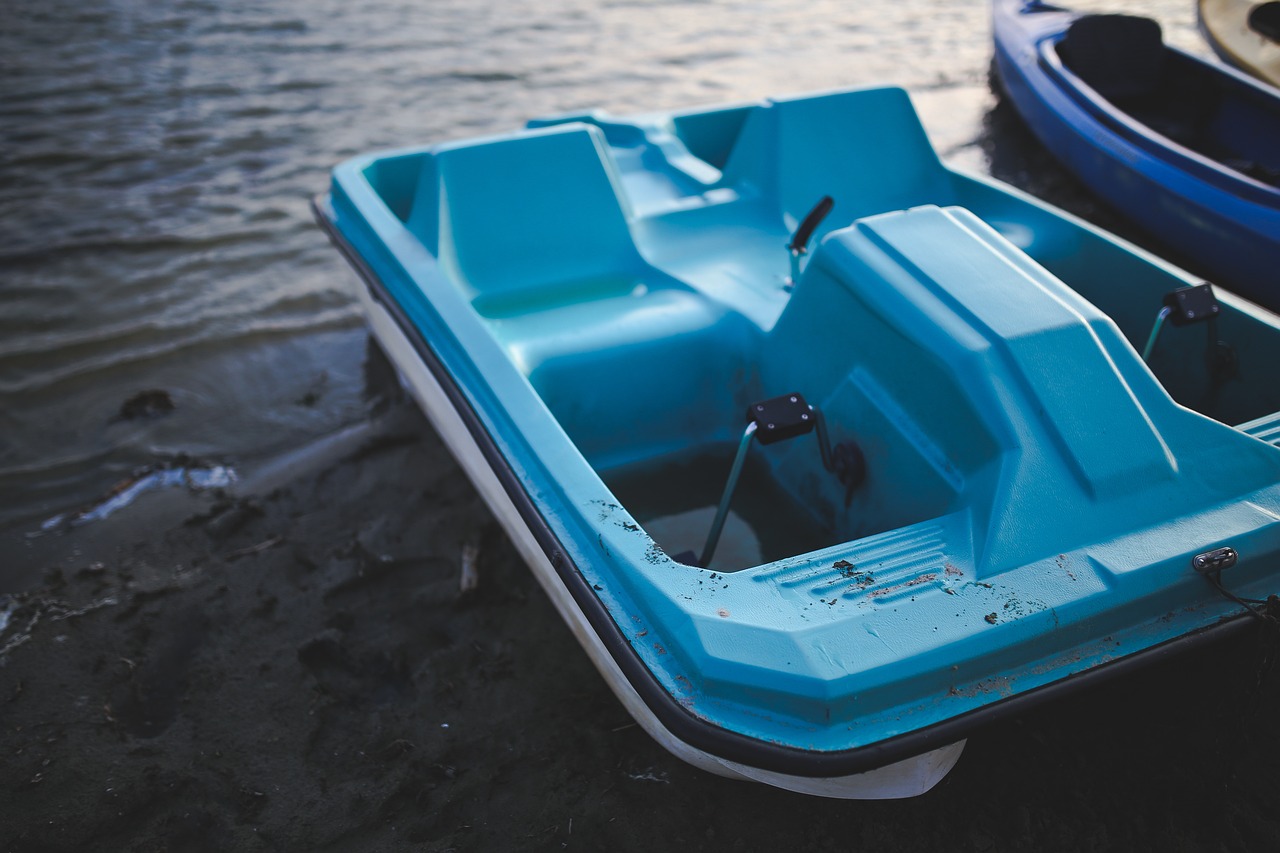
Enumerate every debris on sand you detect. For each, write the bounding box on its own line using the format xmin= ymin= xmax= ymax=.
xmin=460 ymin=539 xmax=480 ymax=594
xmin=37 ymin=456 xmax=236 ymax=533
xmin=626 ymin=768 xmax=670 ymax=784
xmin=223 ymin=534 xmax=283 ymax=561
xmin=0 ymin=595 xmax=16 ymax=635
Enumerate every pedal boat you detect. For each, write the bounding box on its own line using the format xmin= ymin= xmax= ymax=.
xmin=315 ymin=85 xmax=1280 ymax=798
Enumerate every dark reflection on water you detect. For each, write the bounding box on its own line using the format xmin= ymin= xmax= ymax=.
xmin=0 ymin=0 xmax=1193 ymax=581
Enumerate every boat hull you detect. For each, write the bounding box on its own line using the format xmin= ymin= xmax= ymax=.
xmin=316 ymin=83 xmax=1280 ymax=798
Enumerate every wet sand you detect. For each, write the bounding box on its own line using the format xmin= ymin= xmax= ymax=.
xmin=4 ymin=375 xmax=1280 ymax=851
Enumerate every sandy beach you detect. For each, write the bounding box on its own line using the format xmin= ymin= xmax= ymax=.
xmin=4 ymin=370 xmax=1280 ymax=851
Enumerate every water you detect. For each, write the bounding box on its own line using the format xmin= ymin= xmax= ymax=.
xmin=0 ymin=0 xmax=1199 ymax=588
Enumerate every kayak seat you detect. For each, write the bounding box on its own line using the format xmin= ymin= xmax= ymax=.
xmin=1058 ymin=14 xmax=1165 ymax=101
xmin=1058 ymin=15 xmax=1222 ymax=148
xmin=429 ymin=124 xmax=654 ymax=316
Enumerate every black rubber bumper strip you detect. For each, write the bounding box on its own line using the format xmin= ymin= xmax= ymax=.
xmin=312 ymin=194 xmax=1256 ymax=779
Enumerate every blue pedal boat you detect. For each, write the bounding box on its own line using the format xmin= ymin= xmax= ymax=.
xmin=315 ymin=85 xmax=1280 ymax=798
xmin=992 ymin=0 xmax=1280 ymax=313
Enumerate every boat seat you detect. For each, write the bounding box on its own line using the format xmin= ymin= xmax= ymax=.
xmin=718 ymin=87 xmax=956 ymax=236
xmin=1058 ymin=14 xmax=1165 ymax=101
xmin=428 ymin=124 xmax=650 ymax=312
xmin=504 ymin=287 xmax=751 ymax=466
xmin=526 ymin=112 xmax=723 ymax=211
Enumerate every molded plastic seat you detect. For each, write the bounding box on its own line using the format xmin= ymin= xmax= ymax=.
xmin=719 ymin=87 xmax=956 ymax=231
xmin=425 ymin=124 xmax=648 ymax=309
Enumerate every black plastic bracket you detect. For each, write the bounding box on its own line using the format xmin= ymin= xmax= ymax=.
xmin=747 ymin=393 xmax=816 ymax=446
xmin=1162 ymin=283 xmax=1220 ymax=326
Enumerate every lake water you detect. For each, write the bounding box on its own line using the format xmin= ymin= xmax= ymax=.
xmin=0 ymin=0 xmax=1199 ymax=587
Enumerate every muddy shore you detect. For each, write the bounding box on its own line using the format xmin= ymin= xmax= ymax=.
xmin=4 ymin=370 xmax=1280 ymax=851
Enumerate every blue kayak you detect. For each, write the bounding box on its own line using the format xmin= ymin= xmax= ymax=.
xmin=992 ymin=0 xmax=1280 ymax=312
xmin=315 ymin=85 xmax=1280 ymax=798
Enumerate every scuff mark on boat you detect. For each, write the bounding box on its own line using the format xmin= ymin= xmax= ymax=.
xmin=1002 ymin=597 xmax=1049 ymax=619
xmin=869 ymin=573 xmax=937 ymax=598
xmin=953 ymin=674 xmax=1014 ymax=698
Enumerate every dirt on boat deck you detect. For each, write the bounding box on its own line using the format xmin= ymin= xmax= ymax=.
xmin=3 ymin=396 xmax=1280 ymax=852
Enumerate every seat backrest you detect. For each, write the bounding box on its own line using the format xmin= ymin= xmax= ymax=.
xmin=719 ymin=88 xmax=953 ymax=236
xmin=432 ymin=124 xmax=643 ymax=295
xmin=1059 ymin=14 xmax=1165 ymax=100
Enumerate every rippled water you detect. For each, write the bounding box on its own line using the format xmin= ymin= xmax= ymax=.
xmin=0 ymin=0 xmax=1196 ymax=585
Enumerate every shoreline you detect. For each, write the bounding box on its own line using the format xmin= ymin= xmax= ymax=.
xmin=3 ymin=386 xmax=1280 ymax=850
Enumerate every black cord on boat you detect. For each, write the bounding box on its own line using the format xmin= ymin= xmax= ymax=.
xmin=1202 ymin=569 xmax=1280 ymax=624
xmin=1203 ymin=315 xmax=1237 ymax=382
xmin=1202 ymin=569 xmax=1280 ymax=753
xmin=810 ymin=407 xmax=866 ymax=508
